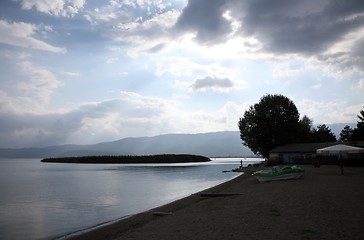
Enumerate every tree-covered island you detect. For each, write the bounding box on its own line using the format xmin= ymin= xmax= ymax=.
xmin=41 ymin=154 xmax=211 ymax=164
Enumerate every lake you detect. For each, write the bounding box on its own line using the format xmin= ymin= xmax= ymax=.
xmin=0 ymin=158 xmax=263 ymax=240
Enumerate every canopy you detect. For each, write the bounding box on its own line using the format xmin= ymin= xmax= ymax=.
xmin=316 ymin=144 xmax=364 ymax=155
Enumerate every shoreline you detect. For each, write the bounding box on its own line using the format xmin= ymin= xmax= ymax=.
xmin=65 ymin=167 xmax=256 ymax=240
xmin=59 ymin=214 xmax=132 ymax=239
xmin=67 ymin=165 xmax=364 ymax=240
xmin=61 ymin=172 xmax=246 ymax=239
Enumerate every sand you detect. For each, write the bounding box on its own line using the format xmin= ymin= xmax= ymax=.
xmin=68 ymin=165 xmax=364 ymax=240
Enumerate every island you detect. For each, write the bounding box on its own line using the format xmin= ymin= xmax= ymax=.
xmin=41 ymin=154 xmax=211 ymax=164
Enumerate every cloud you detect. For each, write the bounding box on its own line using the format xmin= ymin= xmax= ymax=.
xmin=93 ymin=0 xmax=364 ymax=81
xmin=16 ymin=61 xmax=61 ymax=104
xmin=272 ymin=63 xmax=302 ymax=78
xmin=105 ymin=57 xmax=119 ymax=64
xmin=358 ymin=79 xmax=364 ymax=89
xmin=296 ymin=99 xmax=363 ymax=124
xmin=84 ymin=3 xmax=131 ymax=25
xmin=86 ymin=1 xmax=177 ymax=36
xmin=117 ymin=10 xmax=180 ymax=57
xmin=0 ymin=107 xmax=101 ymax=148
xmin=311 ymin=28 xmax=364 ymax=80
xmin=0 ymin=92 xmax=171 ymax=147
xmin=1 ymin=0 xmax=362 ymax=148
xmin=217 ymin=101 xmax=252 ymax=130
xmin=154 ymin=56 xmax=205 ymax=77
xmin=174 ymin=0 xmax=233 ymax=45
xmin=83 ymin=1 xmax=180 ymax=57
xmin=154 ymin=56 xmax=244 ymax=93
xmin=155 ymin=56 xmax=238 ymax=78
xmin=229 ymin=0 xmax=364 ymax=55
xmin=62 ymin=71 xmax=80 ymax=77
xmin=0 ymin=60 xmax=61 ymax=114
xmin=0 ymin=20 xmax=66 ymax=53
xmin=190 ymin=76 xmax=235 ymax=93
xmin=20 ymin=0 xmax=86 ymax=17
xmin=173 ymin=0 xmax=364 ymax=78
xmin=0 ymin=90 xmax=244 ymax=148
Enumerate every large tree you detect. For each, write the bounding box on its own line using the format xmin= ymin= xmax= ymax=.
xmin=238 ymin=94 xmax=301 ymax=157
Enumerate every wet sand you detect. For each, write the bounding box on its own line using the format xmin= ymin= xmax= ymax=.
xmin=68 ymin=165 xmax=364 ymax=240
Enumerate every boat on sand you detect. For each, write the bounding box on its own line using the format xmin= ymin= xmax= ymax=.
xmin=252 ymin=165 xmax=304 ymax=183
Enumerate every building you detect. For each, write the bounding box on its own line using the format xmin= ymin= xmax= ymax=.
xmin=269 ymin=141 xmax=364 ymax=164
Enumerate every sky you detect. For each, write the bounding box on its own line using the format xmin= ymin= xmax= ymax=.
xmin=0 ymin=0 xmax=363 ymax=148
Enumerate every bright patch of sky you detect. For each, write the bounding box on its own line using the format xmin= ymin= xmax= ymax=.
xmin=0 ymin=0 xmax=363 ymax=147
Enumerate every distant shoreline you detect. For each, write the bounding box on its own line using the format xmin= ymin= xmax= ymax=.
xmin=41 ymin=154 xmax=211 ymax=164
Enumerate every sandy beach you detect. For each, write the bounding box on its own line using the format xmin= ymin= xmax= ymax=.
xmin=69 ymin=165 xmax=364 ymax=240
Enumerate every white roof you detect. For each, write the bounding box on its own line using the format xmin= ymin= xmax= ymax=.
xmin=316 ymin=144 xmax=364 ymax=154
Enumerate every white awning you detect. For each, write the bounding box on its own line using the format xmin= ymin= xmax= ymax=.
xmin=316 ymin=144 xmax=364 ymax=155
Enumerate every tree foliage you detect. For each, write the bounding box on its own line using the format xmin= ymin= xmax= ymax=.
xmin=350 ymin=107 xmax=364 ymax=141
xmin=340 ymin=125 xmax=354 ymax=142
xmin=312 ymin=124 xmax=337 ymax=142
xmin=298 ymin=115 xmax=315 ymax=142
xmin=238 ymin=94 xmax=340 ymax=158
xmin=238 ymin=94 xmax=300 ymax=157
xmin=42 ymin=154 xmax=211 ymax=164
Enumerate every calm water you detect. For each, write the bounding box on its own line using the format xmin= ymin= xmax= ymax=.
xmin=0 ymin=158 xmax=262 ymax=240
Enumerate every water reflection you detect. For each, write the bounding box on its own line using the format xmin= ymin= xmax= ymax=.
xmin=0 ymin=158 xmax=263 ymax=240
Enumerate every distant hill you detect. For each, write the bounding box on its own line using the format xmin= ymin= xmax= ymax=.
xmin=0 ymin=123 xmax=354 ymax=159
xmin=0 ymin=131 xmax=254 ymax=158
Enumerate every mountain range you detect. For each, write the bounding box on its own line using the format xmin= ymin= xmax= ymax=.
xmin=0 ymin=123 xmax=356 ymax=159
xmin=0 ymin=131 xmax=254 ymax=158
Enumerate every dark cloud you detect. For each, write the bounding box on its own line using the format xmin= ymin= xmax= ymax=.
xmin=237 ymin=0 xmax=364 ymax=54
xmin=175 ymin=0 xmax=364 ymax=55
xmin=190 ymin=76 xmax=234 ymax=92
xmin=148 ymin=43 xmax=166 ymax=53
xmin=174 ymin=0 xmax=232 ymax=45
